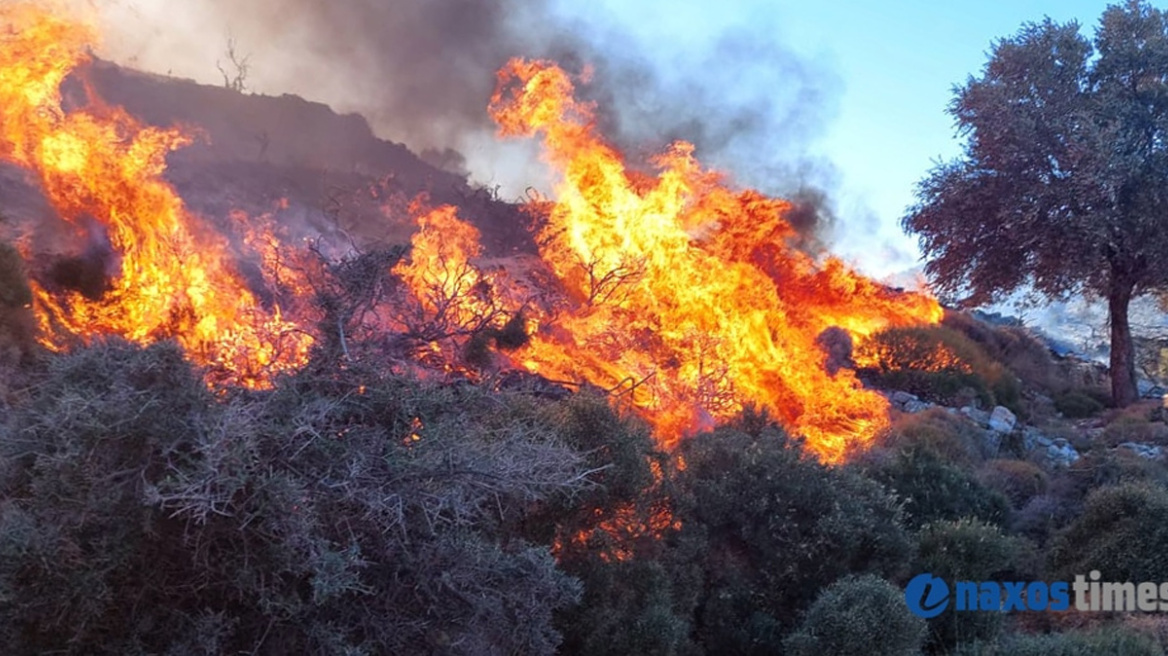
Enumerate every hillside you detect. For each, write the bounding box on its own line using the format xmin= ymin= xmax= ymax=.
xmin=7 ymin=16 xmax=1168 ymax=656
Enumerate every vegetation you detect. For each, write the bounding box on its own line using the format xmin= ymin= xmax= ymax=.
xmin=904 ymin=0 xmax=1168 ymax=407
xmin=1053 ymin=389 xmax=1107 ymax=418
xmin=2 ymin=260 xmax=1168 ymax=654
xmin=953 ymin=627 xmax=1162 ymax=656
xmin=0 ymin=341 xmax=591 ymax=655
xmin=10 ymin=4 xmax=1168 ymax=654
xmin=862 ymin=445 xmax=1010 ymax=529
xmin=916 ymin=519 xmax=1034 ymax=649
xmin=783 ymin=575 xmax=926 ymax=656
xmin=1049 ymin=481 xmax=1168 ymax=581
xmin=856 ymin=325 xmax=1021 ymax=411
xmin=0 ymin=242 xmax=34 ymax=364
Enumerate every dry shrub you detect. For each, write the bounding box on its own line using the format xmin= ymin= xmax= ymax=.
xmin=977 ymin=459 xmax=1049 ymax=507
xmin=0 ymin=340 xmax=596 ymax=655
xmin=881 ymin=407 xmax=989 ymax=465
xmin=856 ymin=325 xmax=1021 ymax=411
xmin=0 ymin=242 xmax=35 ymax=364
xmin=943 ymin=311 xmax=1063 ymax=395
xmin=1100 ymin=415 xmax=1168 ymax=447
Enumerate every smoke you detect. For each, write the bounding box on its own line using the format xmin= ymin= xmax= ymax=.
xmin=95 ymin=0 xmax=843 ymax=235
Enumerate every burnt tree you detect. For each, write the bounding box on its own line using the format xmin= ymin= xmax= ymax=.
xmin=905 ymin=0 xmax=1168 ymax=406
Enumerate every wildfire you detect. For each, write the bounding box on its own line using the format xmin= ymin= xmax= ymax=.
xmin=1 ymin=5 xmax=944 ymax=462
xmin=0 ymin=4 xmax=312 ymax=387
xmin=488 ymin=59 xmax=943 ymax=462
xmin=390 ymin=201 xmax=503 ymax=339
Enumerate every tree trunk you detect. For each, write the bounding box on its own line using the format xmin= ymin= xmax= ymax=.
xmin=1108 ymin=280 xmax=1139 ymax=407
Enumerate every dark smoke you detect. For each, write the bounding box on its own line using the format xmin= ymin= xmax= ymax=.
xmin=113 ymin=0 xmax=845 ymax=238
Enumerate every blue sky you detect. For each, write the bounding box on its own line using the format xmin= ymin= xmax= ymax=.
xmin=551 ymin=1 xmax=1121 ymax=278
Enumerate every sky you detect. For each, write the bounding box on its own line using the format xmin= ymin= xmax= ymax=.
xmin=555 ymin=0 xmax=1119 ymax=277
xmin=747 ymin=0 xmax=1120 ymax=276
xmin=94 ymin=0 xmax=1125 ymax=280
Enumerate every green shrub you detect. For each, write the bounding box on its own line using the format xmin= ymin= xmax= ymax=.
xmin=915 ymin=519 xmax=1033 ymax=650
xmin=916 ymin=518 xmax=1032 ymax=581
xmin=784 ymin=575 xmax=926 ymax=656
xmin=673 ymin=425 xmax=914 ymax=652
xmin=863 ymin=446 xmax=1010 ymax=529
xmin=1053 ymin=390 xmax=1106 ymax=418
xmin=953 ymin=626 xmax=1161 ymax=656
xmin=557 ymin=559 xmax=696 ymax=656
xmin=1049 ymin=482 xmax=1168 ymax=582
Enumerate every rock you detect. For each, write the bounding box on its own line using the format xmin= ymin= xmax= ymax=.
xmin=891 ymin=391 xmax=919 ymax=408
xmin=903 ymin=399 xmax=933 ymax=413
xmin=960 ymin=406 xmax=991 ymax=428
xmin=1046 ymin=442 xmax=1081 ymax=466
xmin=1117 ymin=442 xmax=1163 ymax=460
xmin=1020 ymin=426 xmax=1053 ymax=452
xmin=988 ymin=406 xmax=1017 ymax=433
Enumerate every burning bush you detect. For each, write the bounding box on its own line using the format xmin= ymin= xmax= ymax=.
xmin=855 ymin=325 xmax=1021 ymax=411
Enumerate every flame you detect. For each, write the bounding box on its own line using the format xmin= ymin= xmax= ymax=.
xmin=853 ymin=336 xmax=974 ymax=375
xmin=2 ymin=6 xmax=944 ymax=461
xmin=0 ymin=4 xmax=312 ymax=387
xmin=391 ymin=202 xmax=500 ymax=336
xmin=489 ymin=60 xmax=943 ymax=462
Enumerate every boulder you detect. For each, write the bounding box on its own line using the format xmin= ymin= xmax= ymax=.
xmin=1117 ymin=442 xmax=1163 ymax=460
xmin=890 ymin=391 xmax=919 ymax=408
xmin=960 ymin=406 xmax=991 ymax=428
xmin=903 ymin=399 xmax=933 ymax=414
xmin=988 ymin=406 xmax=1017 ymax=433
xmin=1046 ymin=441 xmax=1081 ymax=466
xmin=980 ymin=430 xmax=1002 ymax=459
xmin=1020 ymin=426 xmax=1053 ymax=452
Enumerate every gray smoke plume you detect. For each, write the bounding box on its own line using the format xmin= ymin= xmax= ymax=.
xmin=99 ymin=0 xmax=843 ymax=235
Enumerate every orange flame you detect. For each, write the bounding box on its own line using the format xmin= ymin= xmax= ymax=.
xmin=489 ymin=59 xmax=943 ymax=462
xmin=2 ymin=6 xmax=944 ymax=461
xmin=0 ymin=4 xmax=312 ymax=387
xmin=391 ymin=202 xmax=500 ymax=335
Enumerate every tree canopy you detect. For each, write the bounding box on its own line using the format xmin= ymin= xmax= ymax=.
xmin=905 ymin=0 xmax=1168 ymax=406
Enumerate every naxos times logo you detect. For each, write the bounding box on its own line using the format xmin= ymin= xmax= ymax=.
xmin=904 ymin=571 xmax=1168 ymax=618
